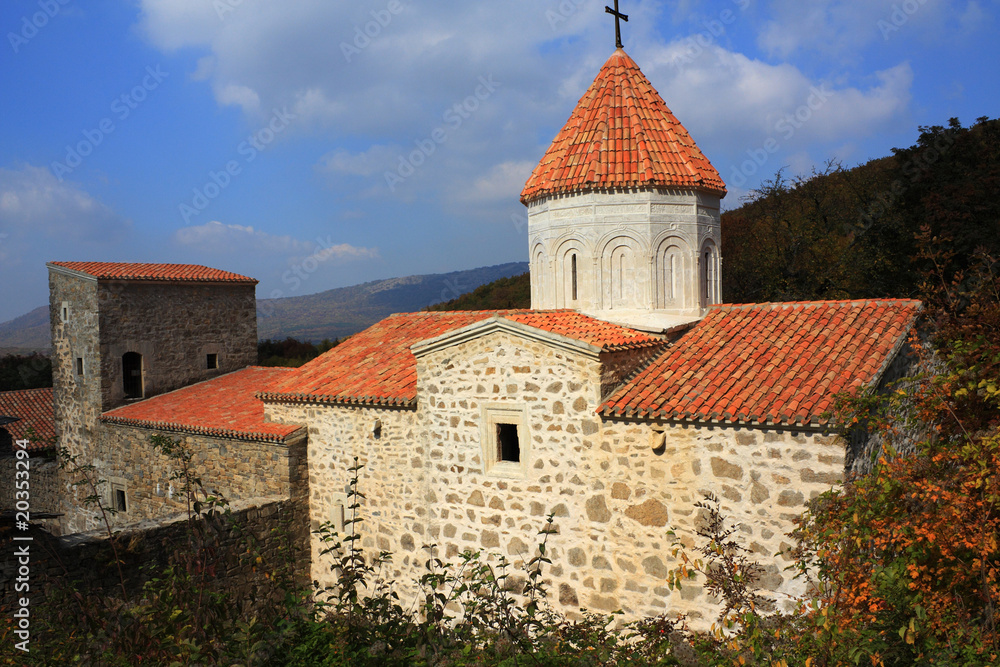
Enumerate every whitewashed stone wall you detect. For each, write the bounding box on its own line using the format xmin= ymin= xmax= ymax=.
xmin=265 ymin=329 xmax=845 ymax=625
xmin=527 ymin=189 xmax=722 ymax=315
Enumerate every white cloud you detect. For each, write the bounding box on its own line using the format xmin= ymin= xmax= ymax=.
xmin=215 ymin=83 xmax=260 ymax=111
xmin=292 ymin=88 xmax=346 ymax=127
xmin=0 ymin=165 xmax=130 ymax=243
xmin=137 ymin=0 xmax=229 ymax=51
xmin=133 ymin=1 xmax=920 ymax=214
xmin=458 ymin=161 xmax=536 ymax=203
xmin=313 ymin=242 xmax=380 ymax=261
xmin=173 ymin=220 xmax=311 ymax=254
xmin=318 ymin=145 xmax=400 ymax=177
xmin=172 ymin=220 xmax=378 ymax=262
xmin=960 ymin=0 xmax=988 ymax=31
xmin=641 ymin=44 xmax=913 ymax=157
xmin=191 ymin=55 xmax=215 ymax=81
xmin=756 ymin=0 xmax=876 ymax=58
xmin=134 ymin=0 xmax=608 ymax=133
xmin=0 ymin=166 xmax=134 ymax=320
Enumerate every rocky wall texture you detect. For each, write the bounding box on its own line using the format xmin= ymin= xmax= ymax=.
xmin=59 ymin=423 xmax=307 ymax=534
xmin=48 ymin=271 xmax=102 ymax=464
xmin=0 ymin=455 xmax=61 ymax=535
xmin=599 ymin=344 xmax=668 ymax=399
xmin=266 ymin=329 xmax=846 ymax=626
xmin=46 ymin=268 xmax=260 ymax=534
xmin=96 ymin=281 xmax=257 ymax=410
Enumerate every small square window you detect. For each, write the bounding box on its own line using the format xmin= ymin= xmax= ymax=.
xmin=76 ymin=357 xmax=84 ymax=376
xmin=496 ymin=423 xmax=520 ymax=462
xmin=207 ymin=353 xmax=218 ymax=369
xmin=480 ymin=404 xmax=530 ymax=478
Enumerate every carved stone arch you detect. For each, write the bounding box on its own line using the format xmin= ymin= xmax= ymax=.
xmin=653 ymin=235 xmax=691 ymax=310
xmin=699 ymin=238 xmax=721 ymax=308
xmin=596 ymin=232 xmax=649 ymax=310
xmin=651 ymin=228 xmax=694 ymax=256
xmin=530 ymin=241 xmax=547 ymax=308
xmin=552 ymin=235 xmax=590 ymax=309
xmin=595 ymin=227 xmax=650 ymax=260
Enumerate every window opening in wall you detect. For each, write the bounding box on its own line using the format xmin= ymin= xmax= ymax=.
xmin=709 ymin=252 xmax=714 ymax=298
xmin=114 ymin=488 xmax=128 ymax=513
xmin=207 ymin=353 xmax=219 ymax=369
xmin=617 ymin=253 xmax=624 ymax=304
xmin=76 ymin=357 xmax=84 ymax=376
xmin=60 ymin=302 xmax=69 ymax=323
xmin=496 ymin=423 xmax=520 ymax=462
xmin=122 ymin=352 xmax=143 ymax=399
xmin=330 ymin=494 xmax=348 ymax=533
xmin=700 ymin=247 xmax=716 ymax=309
xmin=571 ymin=254 xmax=578 ymax=302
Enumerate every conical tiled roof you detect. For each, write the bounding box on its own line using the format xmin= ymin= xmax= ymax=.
xmin=521 ymin=49 xmax=726 ymax=204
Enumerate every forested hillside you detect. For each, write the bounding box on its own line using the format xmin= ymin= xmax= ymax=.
xmin=425 ymin=272 xmax=530 ymax=311
xmin=722 ymin=117 xmax=1000 ymax=304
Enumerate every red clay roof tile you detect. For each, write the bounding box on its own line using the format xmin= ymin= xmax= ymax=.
xmin=600 ymin=300 xmax=921 ymax=427
xmin=101 ymin=367 xmax=303 ymax=443
xmin=49 ymin=262 xmax=257 ymax=284
xmin=260 ymin=310 xmax=662 ymax=407
xmin=521 ymin=49 xmax=726 ymax=203
xmin=0 ymin=388 xmax=55 ymax=452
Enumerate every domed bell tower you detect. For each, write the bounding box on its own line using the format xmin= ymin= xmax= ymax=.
xmin=520 ymin=27 xmax=726 ymax=330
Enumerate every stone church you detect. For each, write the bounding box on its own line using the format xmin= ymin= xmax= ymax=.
xmin=22 ymin=46 xmax=920 ymax=623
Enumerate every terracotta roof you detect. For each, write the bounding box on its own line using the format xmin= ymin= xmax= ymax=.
xmin=260 ymin=310 xmax=661 ymax=407
xmin=101 ymin=367 xmax=304 ymax=443
xmin=0 ymin=388 xmax=55 ymax=452
xmin=48 ymin=262 xmax=257 ymax=284
xmin=600 ymin=300 xmax=922 ymax=427
xmin=521 ymin=48 xmax=726 ymax=204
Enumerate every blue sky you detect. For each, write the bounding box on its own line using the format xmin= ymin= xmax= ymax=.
xmin=0 ymin=0 xmax=997 ymax=322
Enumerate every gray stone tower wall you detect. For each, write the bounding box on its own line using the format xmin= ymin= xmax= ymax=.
xmin=95 ymin=280 xmax=257 ymax=410
xmin=49 ymin=270 xmax=103 ymax=462
xmin=47 ymin=266 xmax=258 ymax=533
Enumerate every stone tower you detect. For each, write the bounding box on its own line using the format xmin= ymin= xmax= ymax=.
xmin=47 ymin=261 xmax=258 ymax=530
xmin=521 ymin=49 xmax=726 ymax=330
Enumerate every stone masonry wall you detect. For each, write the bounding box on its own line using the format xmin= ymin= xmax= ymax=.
xmin=599 ymin=344 xmax=668 ymax=399
xmin=59 ymin=423 xmax=307 ymax=534
xmin=97 ymin=281 xmax=257 ymax=410
xmin=588 ymin=419 xmax=843 ymax=621
xmin=47 ymin=268 xmax=260 ymax=534
xmin=48 ymin=270 xmax=102 ymax=470
xmin=0 ymin=454 xmax=61 ymax=534
xmin=263 ymin=401 xmax=422 ymax=592
xmin=266 ymin=329 xmax=845 ymax=626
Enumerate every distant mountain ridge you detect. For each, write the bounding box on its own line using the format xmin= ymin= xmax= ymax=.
xmin=256 ymin=262 xmax=528 ymax=342
xmin=0 ymin=305 xmax=50 ymax=355
xmin=0 ymin=262 xmax=529 ymax=352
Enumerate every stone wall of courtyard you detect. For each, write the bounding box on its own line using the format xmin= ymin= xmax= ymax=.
xmin=59 ymin=423 xmax=307 ymax=534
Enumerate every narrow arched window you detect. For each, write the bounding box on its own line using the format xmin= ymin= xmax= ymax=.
xmin=571 ymin=254 xmax=578 ymax=302
xmin=701 ymin=242 xmax=720 ymax=307
xmin=122 ymin=352 xmax=143 ymax=399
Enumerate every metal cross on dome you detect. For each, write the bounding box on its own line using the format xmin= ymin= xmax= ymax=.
xmin=605 ymin=0 xmax=629 ymax=49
